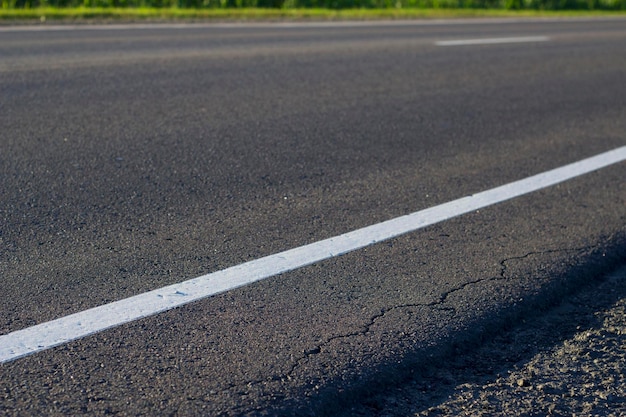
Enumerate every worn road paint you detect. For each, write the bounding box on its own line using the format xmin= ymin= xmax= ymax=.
xmin=436 ymin=36 xmax=549 ymax=46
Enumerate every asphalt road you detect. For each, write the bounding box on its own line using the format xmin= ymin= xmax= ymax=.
xmin=1 ymin=18 xmax=625 ymax=416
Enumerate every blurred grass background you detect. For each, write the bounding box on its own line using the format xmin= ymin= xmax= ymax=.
xmin=2 ymin=0 xmax=625 ymax=22
xmin=4 ymin=0 xmax=624 ymax=8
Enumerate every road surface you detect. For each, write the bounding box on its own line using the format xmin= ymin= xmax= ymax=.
xmin=1 ymin=18 xmax=625 ymax=415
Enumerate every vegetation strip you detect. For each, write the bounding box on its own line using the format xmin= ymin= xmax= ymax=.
xmin=1 ymin=7 xmax=626 ymax=22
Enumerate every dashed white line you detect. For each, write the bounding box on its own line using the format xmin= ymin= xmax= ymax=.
xmin=1 ymin=146 xmax=625 ymax=363
xmin=436 ymin=36 xmax=550 ymax=46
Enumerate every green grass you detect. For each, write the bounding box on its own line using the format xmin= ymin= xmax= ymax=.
xmin=1 ymin=6 xmax=625 ymax=22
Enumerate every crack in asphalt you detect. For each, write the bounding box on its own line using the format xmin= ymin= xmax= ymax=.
xmin=221 ymin=245 xmax=597 ymax=413
xmin=498 ymin=246 xmax=593 ymax=281
xmin=283 ymin=247 xmax=593 ymax=381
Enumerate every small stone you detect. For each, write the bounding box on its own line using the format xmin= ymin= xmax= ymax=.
xmin=304 ymin=347 xmax=321 ymax=355
xmin=517 ymin=378 xmax=530 ymax=387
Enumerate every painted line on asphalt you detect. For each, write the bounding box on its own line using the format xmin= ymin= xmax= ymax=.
xmin=436 ymin=36 xmax=549 ymax=46
xmin=1 ymin=146 xmax=625 ymax=363
xmin=2 ymin=16 xmax=626 ymax=33
xmin=0 ymin=20 xmax=534 ymax=33
xmin=0 ymin=19 xmax=591 ymax=33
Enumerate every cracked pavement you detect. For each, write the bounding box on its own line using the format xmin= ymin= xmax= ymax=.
xmin=336 ymin=264 xmax=626 ymax=417
xmin=1 ymin=19 xmax=626 ymax=416
xmin=2 ymin=200 xmax=624 ymax=415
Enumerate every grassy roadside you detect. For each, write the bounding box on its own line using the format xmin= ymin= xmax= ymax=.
xmin=1 ymin=7 xmax=625 ymax=22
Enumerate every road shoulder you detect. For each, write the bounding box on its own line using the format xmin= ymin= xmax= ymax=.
xmin=337 ymin=263 xmax=626 ymax=416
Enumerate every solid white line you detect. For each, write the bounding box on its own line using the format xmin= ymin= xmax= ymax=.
xmin=2 ymin=16 xmax=626 ymax=33
xmin=0 ymin=20 xmax=510 ymax=33
xmin=1 ymin=146 xmax=625 ymax=363
xmin=436 ymin=36 xmax=550 ymax=46
xmin=0 ymin=20 xmax=575 ymax=33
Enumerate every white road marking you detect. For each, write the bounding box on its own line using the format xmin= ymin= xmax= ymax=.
xmin=436 ymin=36 xmax=549 ymax=46
xmin=1 ymin=146 xmax=625 ymax=363
xmin=0 ymin=20 xmax=584 ymax=33
xmin=0 ymin=20 xmax=489 ymax=33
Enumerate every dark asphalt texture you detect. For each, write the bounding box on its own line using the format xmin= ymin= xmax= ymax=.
xmin=1 ymin=18 xmax=625 ymax=415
